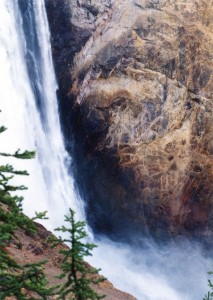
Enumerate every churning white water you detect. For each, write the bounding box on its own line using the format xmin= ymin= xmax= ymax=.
xmin=89 ymin=237 xmax=211 ymax=300
xmin=0 ymin=1 xmax=211 ymax=300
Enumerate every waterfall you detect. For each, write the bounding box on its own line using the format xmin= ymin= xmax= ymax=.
xmin=0 ymin=0 xmax=84 ymax=231
xmin=0 ymin=1 xmax=211 ymax=300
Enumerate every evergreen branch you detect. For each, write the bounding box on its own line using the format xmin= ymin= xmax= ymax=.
xmin=0 ymin=126 xmax=7 ymax=134
xmin=0 ymin=164 xmax=29 ymax=176
xmin=0 ymin=149 xmax=35 ymax=159
xmin=31 ymin=211 xmax=48 ymax=221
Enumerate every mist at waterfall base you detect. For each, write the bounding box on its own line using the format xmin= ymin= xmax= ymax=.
xmin=88 ymin=236 xmax=211 ymax=300
xmin=0 ymin=1 xmax=212 ymax=300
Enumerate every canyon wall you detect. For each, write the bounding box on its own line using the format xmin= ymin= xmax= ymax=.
xmin=45 ymin=0 xmax=213 ymax=245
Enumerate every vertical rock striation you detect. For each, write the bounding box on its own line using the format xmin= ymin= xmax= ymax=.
xmin=45 ymin=0 xmax=213 ymax=245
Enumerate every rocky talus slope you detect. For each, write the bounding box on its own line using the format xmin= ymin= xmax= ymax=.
xmin=45 ymin=0 xmax=213 ymax=245
xmin=6 ymin=221 xmax=136 ymax=300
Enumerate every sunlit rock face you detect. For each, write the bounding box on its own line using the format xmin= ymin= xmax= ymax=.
xmin=46 ymin=0 xmax=213 ymax=245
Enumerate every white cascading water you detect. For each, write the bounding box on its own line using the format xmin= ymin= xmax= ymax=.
xmin=0 ymin=0 xmax=84 ymax=231
xmin=0 ymin=1 xmax=211 ymax=300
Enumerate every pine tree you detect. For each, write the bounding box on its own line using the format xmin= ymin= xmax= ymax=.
xmin=0 ymin=260 xmax=55 ymax=300
xmin=203 ymin=273 xmax=213 ymax=300
xmin=53 ymin=209 xmax=106 ymax=300
xmin=0 ymin=114 xmax=56 ymax=299
xmin=1 ymin=113 xmax=106 ymax=299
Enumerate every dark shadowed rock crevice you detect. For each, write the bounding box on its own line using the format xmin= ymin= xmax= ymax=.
xmin=45 ymin=0 xmax=213 ymax=248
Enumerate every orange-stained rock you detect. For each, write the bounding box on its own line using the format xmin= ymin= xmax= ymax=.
xmin=46 ymin=0 xmax=213 ymax=245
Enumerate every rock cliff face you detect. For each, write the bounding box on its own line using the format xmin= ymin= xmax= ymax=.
xmin=45 ymin=0 xmax=213 ymax=245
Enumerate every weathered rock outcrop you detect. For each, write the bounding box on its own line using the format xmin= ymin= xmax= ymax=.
xmin=45 ymin=0 xmax=213 ymax=245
